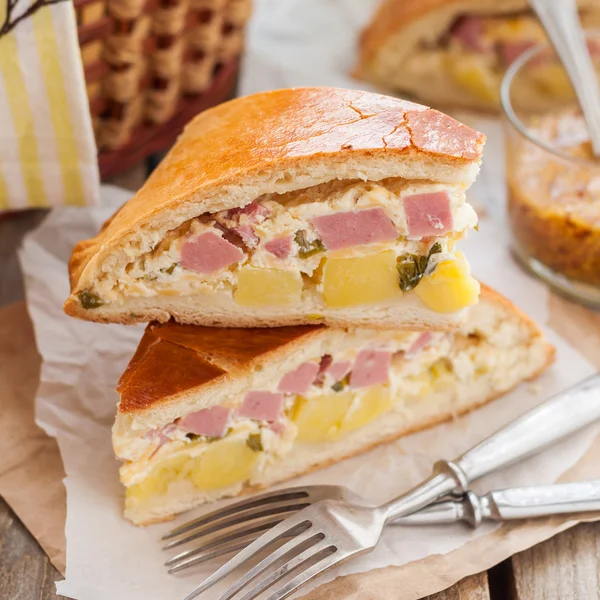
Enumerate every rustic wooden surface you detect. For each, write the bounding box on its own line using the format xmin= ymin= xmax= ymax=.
xmin=510 ymin=523 xmax=600 ymax=599
xmin=1 ymin=168 xmax=600 ymax=600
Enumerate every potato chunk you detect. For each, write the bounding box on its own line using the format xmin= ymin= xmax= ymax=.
xmin=235 ymin=267 xmax=302 ymax=306
xmin=293 ymin=391 xmax=353 ymax=442
xmin=339 ymin=385 xmax=392 ymax=434
xmin=322 ymin=251 xmax=400 ymax=308
xmin=189 ymin=439 xmax=259 ymax=490
xmin=126 ymin=454 xmax=193 ymax=503
xmin=126 ymin=438 xmax=259 ymax=503
xmin=446 ymin=56 xmax=499 ymax=103
xmin=294 ymin=385 xmax=394 ymax=442
xmin=415 ymin=252 xmax=480 ymax=313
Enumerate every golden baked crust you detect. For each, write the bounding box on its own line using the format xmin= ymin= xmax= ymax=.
xmin=118 ymin=322 xmax=324 ymax=413
xmin=64 ymin=87 xmax=485 ymax=322
xmin=117 ymin=284 xmax=551 ymax=415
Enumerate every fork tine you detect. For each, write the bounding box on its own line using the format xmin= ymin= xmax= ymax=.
xmin=163 ymin=488 xmax=310 ymax=541
xmin=163 ymin=502 xmax=309 ymax=550
xmin=263 ymin=549 xmax=342 ymax=600
xmin=181 ymin=516 xmax=312 ymax=600
xmin=214 ymin=526 xmax=318 ymax=600
xmin=166 ymin=517 xmax=285 ymax=569
xmin=236 ymin=539 xmax=334 ymax=600
xmin=167 ymin=536 xmax=256 ymax=574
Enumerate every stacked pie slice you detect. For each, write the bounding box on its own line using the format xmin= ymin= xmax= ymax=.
xmin=65 ymin=87 xmax=554 ymax=524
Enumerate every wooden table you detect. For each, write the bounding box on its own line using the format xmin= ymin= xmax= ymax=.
xmin=1 ymin=173 xmax=600 ymax=600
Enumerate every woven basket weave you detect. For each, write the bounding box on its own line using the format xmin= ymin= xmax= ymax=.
xmin=74 ymin=0 xmax=251 ymax=162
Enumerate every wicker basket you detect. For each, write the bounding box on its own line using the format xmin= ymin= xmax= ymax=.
xmin=74 ymin=0 xmax=251 ymax=177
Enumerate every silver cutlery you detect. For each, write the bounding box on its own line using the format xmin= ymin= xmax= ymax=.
xmin=178 ymin=373 xmax=600 ymax=600
xmin=163 ymin=486 xmax=366 ymax=574
xmin=163 ymin=476 xmax=600 ymax=574
xmin=528 ymin=0 xmax=600 ymax=155
xmin=163 ymin=478 xmax=600 ymax=575
xmin=398 ymin=479 xmax=600 ymax=526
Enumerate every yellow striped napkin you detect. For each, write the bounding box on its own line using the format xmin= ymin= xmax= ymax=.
xmin=0 ymin=0 xmax=100 ymax=210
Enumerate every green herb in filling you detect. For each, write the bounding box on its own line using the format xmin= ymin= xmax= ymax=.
xmin=295 ymin=230 xmax=325 ymax=258
xmin=428 ymin=241 xmax=443 ymax=257
xmin=396 ymin=242 xmax=443 ymax=292
xmin=161 ymin=263 xmax=177 ymax=275
xmin=332 ymin=373 xmax=350 ymax=392
xmin=78 ymin=290 xmax=104 ymax=309
xmin=186 ymin=428 xmax=230 ymax=443
xmin=246 ymin=433 xmax=264 ymax=452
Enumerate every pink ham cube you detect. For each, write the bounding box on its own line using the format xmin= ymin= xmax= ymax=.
xmin=404 ymin=191 xmax=453 ymax=239
xmin=180 ymin=231 xmax=244 ymax=274
xmin=231 ymin=224 xmax=259 ymax=248
xmin=326 ymin=360 xmax=352 ymax=383
xmin=311 ymin=208 xmax=398 ymax=250
xmin=264 ymin=235 xmax=293 ymax=259
xmin=450 ymin=16 xmax=488 ymax=52
xmin=179 ymin=406 xmax=232 ymax=437
xmin=239 ymin=391 xmax=284 ymax=422
xmin=350 ymin=349 xmax=392 ymax=389
xmin=278 ymin=362 xmax=320 ymax=394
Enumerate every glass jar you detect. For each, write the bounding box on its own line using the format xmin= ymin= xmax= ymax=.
xmin=500 ymin=33 xmax=600 ymax=308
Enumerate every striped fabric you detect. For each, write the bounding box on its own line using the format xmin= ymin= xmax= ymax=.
xmin=0 ymin=0 xmax=99 ymax=210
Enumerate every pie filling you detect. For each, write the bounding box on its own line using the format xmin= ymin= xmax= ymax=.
xmin=79 ymin=179 xmax=479 ymax=314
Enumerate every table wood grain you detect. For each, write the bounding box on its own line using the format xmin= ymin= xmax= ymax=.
xmin=510 ymin=523 xmax=600 ymax=599
xmin=428 ymin=573 xmax=490 ymax=600
xmin=1 ymin=168 xmax=599 ymax=600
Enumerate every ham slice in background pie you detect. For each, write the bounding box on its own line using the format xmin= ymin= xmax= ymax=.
xmin=64 ymin=87 xmax=484 ymax=331
xmin=112 ymin=285 xmax=554 ymax=525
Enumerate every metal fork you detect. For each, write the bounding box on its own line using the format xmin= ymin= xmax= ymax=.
xmin=180 ymin=373 xmax=600 ymax=600
xmin=164 ymin=478 xmax=600 ymax=574
xmin=162 ymin=486 xmax=366 ymax=573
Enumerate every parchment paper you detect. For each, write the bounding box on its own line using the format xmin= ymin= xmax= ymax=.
xmin=14 ymin=181 xmax=600 ymax=600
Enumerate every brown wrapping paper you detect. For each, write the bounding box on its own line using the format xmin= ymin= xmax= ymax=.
xmin=1 ymin=298 xmax=599 ymax=596
xmin=0 ymin=302 xmax=66 ymax=573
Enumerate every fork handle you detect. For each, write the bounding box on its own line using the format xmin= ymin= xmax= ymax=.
xmin=483 ymin=479 xmax=600 ymax=521
xmin=449 ymin=373 xmax=600 ymax=486
xmin=382 ymin=374 xmax=600 ymax=523
xmin=394 ymin=480 xmax=600 ymax=526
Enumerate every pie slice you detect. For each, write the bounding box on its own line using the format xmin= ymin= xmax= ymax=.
xmin=65 ymin=87 xmax=485 ymax=330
